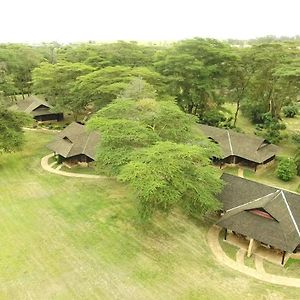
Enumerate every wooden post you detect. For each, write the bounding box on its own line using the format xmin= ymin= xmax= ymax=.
xmin=224 ymin=228 xmax=228 ymax=241
xmin=247 ymin=238 xmax=254 ymax=257
xmin=281 ymin=251 xmax=286 ymax=265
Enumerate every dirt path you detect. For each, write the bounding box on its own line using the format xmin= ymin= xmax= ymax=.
xmin=236 ymin=249 xmax=246 ymax=264
xmin=23 ymin=127 xmax=61 ymax=133
xmin=207 ymin=225 xmax=300 ymax=288
xmin=255 ymin=256 xmax=266 ymax=273
xmin=237 ymin=168 xmax=244 ymax=178
xmin=41 ymin=154 xmax=108 ymax=179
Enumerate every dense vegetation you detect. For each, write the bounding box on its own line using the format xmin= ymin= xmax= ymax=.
xmin=1 ymin=38 xmax=300 ymax=297
xmin=1 ymin=38 xmax=300 ymax=209
xmin=1 ymin=39 xmax=300 ymax=127
xmin=88 ymin=97 xmax=222 ymax=220
xmin=0 ymin=107 xmax=30 ymax=153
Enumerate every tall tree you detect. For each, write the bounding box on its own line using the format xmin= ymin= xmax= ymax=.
xmin=0 ymin=108 xmax=30 ymax=153
xmin=32 ymin=62 xmax=94 ymax=120
xmin=155 ymin=38 xmax=234 ymax=116
xmin=227 ymin=47 xmax=256 ymax=126
xmin=241 ymin=43 xmax=300 ymax=122
xmin=119 ymin=141 xmax=223 ymax=220
xmin=87 ymin=98 xmax=197 ymax=175
xmin=0 ymin=44 xmax=44 ymax=99
xmin=75 ymin=66 xmax=164 ymax=109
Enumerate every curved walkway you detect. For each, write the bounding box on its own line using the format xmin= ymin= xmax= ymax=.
xmin=41 ymin=154 xmax=107 ymax=179
xmin=207 ymin=225 xmax=300 ymax=288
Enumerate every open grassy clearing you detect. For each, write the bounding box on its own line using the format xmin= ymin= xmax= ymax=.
xmin=1 ymin=131 xmax=300 ymax=299
xmin=264 ymin=259 xmax=300 ymax=278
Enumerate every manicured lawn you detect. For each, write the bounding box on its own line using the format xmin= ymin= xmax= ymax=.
xmin=244 ymin=162 xmax=300 ymax=193
xmin=60 ymin=164 xmax=97 ymax=175
xmin=264 ymin=259 xmax=300 ymax=278
xmin=2 ymin=131 xmax=300 ymax=299
xmin=218 ymin=231 xmax=239 ymax=261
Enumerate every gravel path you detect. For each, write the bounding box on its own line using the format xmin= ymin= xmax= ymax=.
xmin=207 ymin=225 xmax=300 ymax=288
xmin=236 ymin=249 xmax=246 ymax=264
xmin=255 ymin=256 xmax=266 ymax=274
xmin=41 ymin=154 xmax=107 ymax=179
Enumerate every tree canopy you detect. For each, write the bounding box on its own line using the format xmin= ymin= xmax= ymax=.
xmin=0 ymin=108 xmax=30 ymax=153
xmin=119 ymin=141 xmax=223 ymax=220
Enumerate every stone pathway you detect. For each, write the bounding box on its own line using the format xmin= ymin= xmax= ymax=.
xmin=236 ymin=248 xmax=246 ymax=265
xmin=41 ymin=154 xmax=108 ymax=179
xmin=255 ymin=256 xmax=266 ymax=273
xmin=23 ymin=127 xmax=61 ymax=133
xmin=207 ymin=225 xmax=300 ymax=287
xmin=237 ymin=167 xmax=244 ymax=178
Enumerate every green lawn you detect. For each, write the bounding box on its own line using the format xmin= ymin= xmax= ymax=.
xmin=60 ymin=164 xmax=97 ymax=175
xmin=264 ymin=259 xmax=300 ymax=278
xmin=1 ymin=131 xmax=300 ymax=299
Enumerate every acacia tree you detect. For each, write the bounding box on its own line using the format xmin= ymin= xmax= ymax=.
xmin=118 ymin=141 xmax=223 ymax=220
xmin=75 ymin=66 xmax=164 ymax=109
xmin=0 ymin=44 xmax=44 ymax=99
xmin=155 ymin=38 xmax=234 ymax=117
xmin=227 ymin=47 xmax=256 ymax=126
xmin=87 ymin=98 xmax=197 ymax=175
xmin=119 ymin=78 xmax=157 ymax=100
xmin=0 ymin=108 xmax=30 ymax=153
xmin=90 ymin=98 xmax=196 ymax=143
xmin=241 ymin=43 xmax=300 ymax=122
xmin=32 ymin=62 xmax=94 ymax=120
xmin=57 ymin=41 xmax=157 ymax=68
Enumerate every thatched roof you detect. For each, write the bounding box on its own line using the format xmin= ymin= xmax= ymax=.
xmin=199 ymin=124 xmax=278 ymax=163
xmin=47 ymin=122 xmax=100 ymax=160
xmin=10 ymin=96 xmax=53 ymax=114
xmin=217 ymin=174 xmax=300 ymax=252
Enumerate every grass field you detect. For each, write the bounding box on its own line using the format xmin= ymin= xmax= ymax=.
xmin=2 ymin=131 xmax=300 ymax=299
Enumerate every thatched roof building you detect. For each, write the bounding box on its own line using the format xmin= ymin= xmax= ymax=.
xmin=199 ymin=125 xmax=278 ymax=169
xmin=218 ymin=174 xmax=300 ymax=263
xmin=10 ymin=96 xmax=63 ymax=122
xmin=47 ymin=122 xmax=100 ymax=163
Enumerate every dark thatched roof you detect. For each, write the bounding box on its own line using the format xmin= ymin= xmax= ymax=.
xmin=199 ymin=124 xmax=278 ymax=163
xmin=47 ymin=122 xmax=100 ymax=160
xmin=217 ymin=174 xmax=300 ymax=252
xmin=10 ymin=96 xmax=53 ymax=114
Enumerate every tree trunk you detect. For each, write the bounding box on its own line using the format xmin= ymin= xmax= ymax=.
xmin=233 ymin=99 xmax=240 ymax=127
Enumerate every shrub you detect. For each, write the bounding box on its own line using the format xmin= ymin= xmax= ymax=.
xmin=200 ymin=110 xmax=227 ymax=127
xmin=292 ymin=133 xmax=300 ymax=145
xmin=276 ymin=158 xmax=297 ymax=181
xmin=282 ymin=105 xmax=298 ymax=118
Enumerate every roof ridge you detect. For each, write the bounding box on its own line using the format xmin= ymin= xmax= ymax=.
xmin=82 ymin=131 xmax=91 ymax=155
xmin=281 ymin=190 xmax=300 ymax=238
xmin=226 ymin=190 xmax=279 ymax=213
xmin=226 ymin=130 xmax=234 ymax=155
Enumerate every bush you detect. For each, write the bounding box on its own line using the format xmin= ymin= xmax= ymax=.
xmin=282 ymin=105 xmax=298 ymax=118
xmin=200 ymin=110 xmax=227 ymax=127
xmin=292 ymin=133 xmax=300 ymax=145
xmin=276 ymin=158 xmax=297 ymax=181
